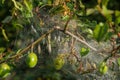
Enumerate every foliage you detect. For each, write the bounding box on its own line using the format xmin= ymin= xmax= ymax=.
xmin=0 ymin=0 xmax=120 ymax=79
xmin=93 ymin=22 xmax=109 ymax=42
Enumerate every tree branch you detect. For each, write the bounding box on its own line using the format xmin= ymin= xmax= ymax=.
xmin=0 ymin=28 xmax=55 ymax=63
xmin=11 ymin=28 xmax=55 ymax=58
xmin=0 ymin=25 xmax=97 ymax=63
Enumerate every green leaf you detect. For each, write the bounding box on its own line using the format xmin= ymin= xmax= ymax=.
xmin=12 ymin=0 xmax=23 ymax=11
xmin=102 ymin=0 xmax=109 ymax=7
xmin=47 ymin=0 xmax=52 ymax=5
xmin=0 ymin=47 xmax=6 ymax=53
xmin=80 ymin=47 xmax=90 ymax=57
xmin=115 ymin=10 xmax=120 ymax=17
xmin=16 ymin=49 xmax=22 ymax=54
xmin=66 ymin=2 xmax=74 ymax=10
xmin=115 ymin=11 xmax=120 ymax=24
xmin=22 ymin=0 xmax=33 ymax=18
xmin=1 ymin=28 xmax=9 ymax=42
xmin=22 ymin=9 xmax=33 ymax=18
xmin=117 ymin=58 xmax=120 ymax=66
xmin=101 ymin=6 xmax=113 ymax=21
xmin=49 ymin=5 xmax=64 ymax=15
xmin=102 ymin=6 xmax=113 ymax=15
xmin=93 ymin=22 xmax=109 ymax=42
xmin=38 ymin=2 xmax=43 ymax=6
xmin=85 ymin=28 xmax=93 ymax=35
xmin=2 ymin=0 xmax=5 ymax=4
xmin=24 ymin=0 xmax=33 ymax=12
xmin=61 ymin=15 xmax=70 ymax=21
xmin=86 ymin=8 xmax=96 ymax=16
xmin=12 ymin=23 xmax=23 ymax=29
xmin=104 ymin=32 xmax=113 ymax=41
xmin=116 ymin=17 xmax=120 ymax=24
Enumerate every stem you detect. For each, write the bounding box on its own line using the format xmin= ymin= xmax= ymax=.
xmin=64 ymin=16 xmax=71 ymax=32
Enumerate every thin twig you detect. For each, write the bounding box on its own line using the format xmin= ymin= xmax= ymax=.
xmin=55 ymin=26 xmax=97 ymax=51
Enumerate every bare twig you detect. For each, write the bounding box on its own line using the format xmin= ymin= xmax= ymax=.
xmin=47 ymin=34 xmax=52 ymax=53
xmin=55 ymin=26 xmax=97 ymax=51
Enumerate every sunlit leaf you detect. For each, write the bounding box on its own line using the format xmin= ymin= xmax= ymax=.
xmin=38 ymin=2 xmax=43 ymax=6
xmin=12 ymin=0 xmax=23 ymax=11
xmin=47 ymin=0 xmax=52 ymax=5
xmin=117 ymin=58 xmax=120 ymax=66
xmin=61 ymin=15 xmax=70 ymax=21
xmin=24 ymin=0 xmax=33 ymax=12
xmin=102 ymin=6 xmax=113 ymax=15
xmin=102 ymin=0 xmax=109 ymax=7
xmin=105 ymin=14 xmax=112 ymax=21
xmin=80 ymin=47 xmax=90 ymax=57
xmin=86 ymin=8 xmax=96 ymax=16
xmin=2 ymin=0 xmax=5 ymax=4
xmin=16 ymin=49 xmax=22 ymax=54
xmin=13 ymin=23 xmax=23 ymax=29
xmin=115 ymin=11 xmax=120 ymax=24
xmin=22 ymin=9 xmax=33 ymax=18
xmin=101 ymin=6 xmax=113 ymax=21
xmin=85 ymin=28 xmax=93 ymax=35
xmin=0 ymin=47 xmax=6 ymax=53
xmin=116 ymin=17 xmax=120 ymax=24
xmin=115 ymin=10 xmax=120 ymax=17
xmin=1 ymin=28 xmax=9 ymax=42
xmin=22 ymin=0 xmax=33 ymax=18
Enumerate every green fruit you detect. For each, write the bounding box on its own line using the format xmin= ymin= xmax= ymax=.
xmin=54 ymin=57 xmax=65 ymax=70
xmin=0 ymin=63 xmax=11 ymax=78
xmin=80 ymin=47 xmax=90 ymax=57
xmin=100 ymin=62 xmax=106 ymax=67
xmin=86 ymin=28 xmax=93 ymax=35
xmin=99 ymin=62 xmax=108 ymax=74
xmin=26 ymin=52 xmax=38 ymax=68
xmin=102 ymin=66 xmax=108 ymax=74
xmin=99 ymin=65 xmax=108 ymax=74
